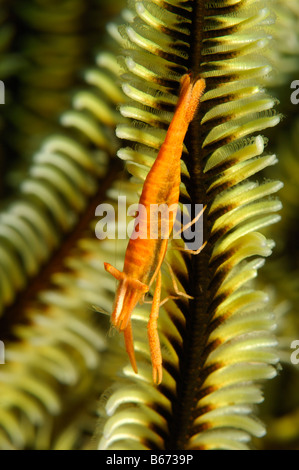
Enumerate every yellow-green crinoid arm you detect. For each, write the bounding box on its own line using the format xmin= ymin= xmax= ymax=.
xmin=0 ymin=13 xmax=125 ymax=448
xmin=95 ymin=0 xmax=282 ymax=451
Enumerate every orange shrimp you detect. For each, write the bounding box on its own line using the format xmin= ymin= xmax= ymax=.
xmin=104 ymin=73 xmax=206 ymax=384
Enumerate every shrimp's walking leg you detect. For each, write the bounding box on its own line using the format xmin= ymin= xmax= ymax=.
xmin=147 ymin=270 xmax=163 ymax=385
xmin=123 ymin=320 xmax=138 ymax=374
xmin=143 ymin=293 xmax=180 ymax=306
xmin=174 ymin=240 xmax=207 ymax=255
xmin=165 ymin=260 xmax=194 ymax=299
xmin=173 ymin=205 xmax=206 ymax=239
xmin=172 ymin=205 xmax=207 ymax=255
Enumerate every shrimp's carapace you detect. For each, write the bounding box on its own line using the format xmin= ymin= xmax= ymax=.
xmin=104 ymin=73 xmax=206 ymax=384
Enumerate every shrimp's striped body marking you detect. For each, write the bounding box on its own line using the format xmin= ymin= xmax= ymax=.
xmin=104 ymin=74 xmax=206 ymax=384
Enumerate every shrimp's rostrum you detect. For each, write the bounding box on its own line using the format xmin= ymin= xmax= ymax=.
xmin=104 ymin=73 xmax=206 ymax=384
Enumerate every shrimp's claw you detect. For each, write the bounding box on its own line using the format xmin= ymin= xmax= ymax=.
xmin=147 ymin=270 xmax=163 ymax=385
xmin=104 ymin=262 xmax=124 ymax=281
xmin=106 ymin=264 xmax=149 ymax=332
xmin=124 ymin=321 xmax=138 ymax=374
xmin=153 ymin=364 xmax=163 ymax=385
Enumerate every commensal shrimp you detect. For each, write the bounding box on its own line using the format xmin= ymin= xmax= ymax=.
xmin=104 ymin=73 xmax=206 ymax=384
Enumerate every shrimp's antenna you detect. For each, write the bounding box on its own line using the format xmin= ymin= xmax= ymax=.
xmin=92 ymin=305 xmax=110 ymax=316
